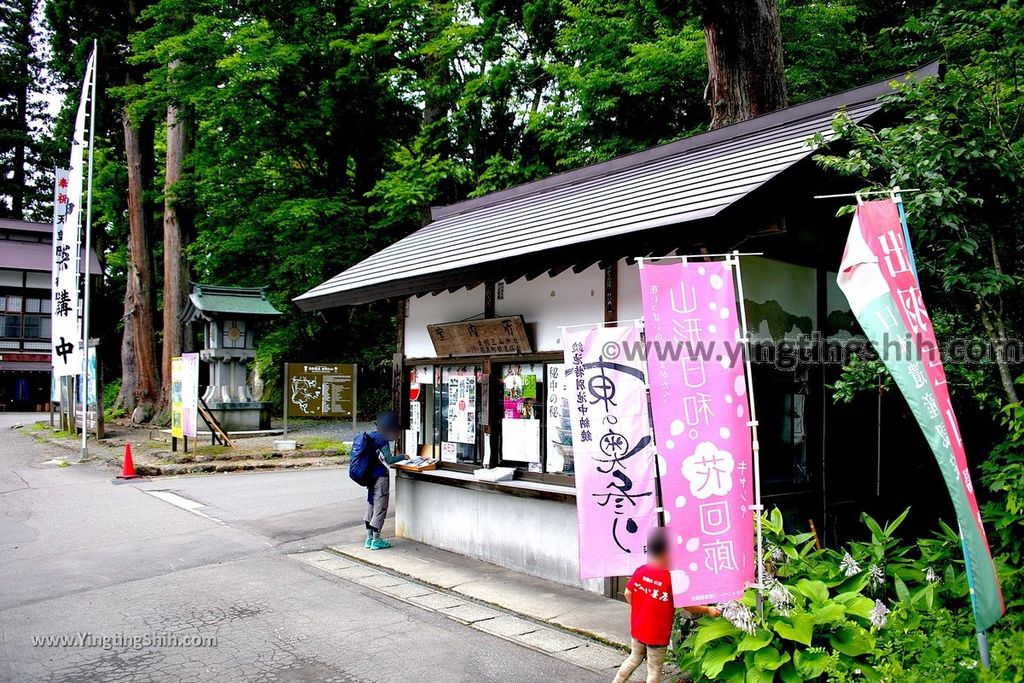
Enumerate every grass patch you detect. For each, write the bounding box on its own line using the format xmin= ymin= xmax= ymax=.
xmin=30 ymin=422 xmax=47 ymax=431
xmin=301 ymin=438 xmax=349 ymax=454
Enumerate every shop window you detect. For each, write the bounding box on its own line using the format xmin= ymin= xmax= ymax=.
xmin=544 ymin=363 xmax=574 ymax=475
xmin=438 ymin=365 xmax=481 ymax=465
xmin=406 ymin=365 xmax=435 ymax=457
xmin=499 ymin=364 xmax=545 ymax=469
xmin=495 ymin=362 xmax=574 ymax=476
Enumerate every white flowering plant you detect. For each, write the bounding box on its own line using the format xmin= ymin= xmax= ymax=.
xmin=673 ymin=508 xmax=963 ymax=682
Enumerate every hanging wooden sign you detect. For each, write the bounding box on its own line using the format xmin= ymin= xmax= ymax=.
xmin=427 ymin=316 xmax=532 ymax=357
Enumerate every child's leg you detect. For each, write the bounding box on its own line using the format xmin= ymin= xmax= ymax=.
xmin=613 ymin=639 xmax=646 ymax=683
xmin=644 ymin=645 xmax=667 ymax=683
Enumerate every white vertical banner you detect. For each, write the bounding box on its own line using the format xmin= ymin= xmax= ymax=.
xmin=51 ymin=164 xmax=80 ymax=376
xmin=52 ymin=51 xmax=95 ymax=377
xmin=50 ymin=167 xmax=70 ymax=375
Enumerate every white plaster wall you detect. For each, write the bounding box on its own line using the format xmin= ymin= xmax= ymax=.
xmin=495 ymin=265 xmax=604 ymax=351
xmin=396 ymin=477 xmax=604 ymax=593
xmin=617 ymin=259 xmax=643 ymax=322
xmin=405 ymin=286 xmax=484 ymax=358
xmin=741 ymin=256 xmax=817 ymax=339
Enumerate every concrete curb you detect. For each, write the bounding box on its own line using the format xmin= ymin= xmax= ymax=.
xmin=291 ymin=549 xmax=627 ymax=676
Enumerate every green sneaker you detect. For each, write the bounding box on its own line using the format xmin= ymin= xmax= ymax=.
xmin=369 ymin=538 xmax=392 ymax=550
xmin=364 ymin=538 xmax=373 ymax=549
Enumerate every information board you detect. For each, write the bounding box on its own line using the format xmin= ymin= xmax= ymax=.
xmin=285 ymin=363 xmax=357 ymax=418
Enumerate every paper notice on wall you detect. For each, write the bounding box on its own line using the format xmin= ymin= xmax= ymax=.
xmin=545 ymin=363 xmax=573 ymax=474
xmin=502 ymin=419 xmax=541 ymax=463
xmin=405 ymin=429 xmax=420 ymax=457
xmin=447 ymin=376 xmax=476 ymax=444
xmin=441 ymin=441 xmax=458 ymax=462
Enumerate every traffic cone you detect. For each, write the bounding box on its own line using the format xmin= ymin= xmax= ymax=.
xmin=118 ymin=443 xmax=138 ymax=479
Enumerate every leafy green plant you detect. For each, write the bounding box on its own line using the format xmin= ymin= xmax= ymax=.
xmin=828 ymin=353 xmax=891 ymax=405
xmin=674 ymin=508 xmax=968 ymax=682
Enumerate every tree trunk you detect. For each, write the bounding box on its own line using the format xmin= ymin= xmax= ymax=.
xmin=159 ymin=92 xmax=191 ymax=414
xmin=114 ymin=268 xmax=139 ymax=413
xmin=702 ymin=0 xmax=788 ymax=129
xmin=123 ymin=109 xmax=161 ymax=417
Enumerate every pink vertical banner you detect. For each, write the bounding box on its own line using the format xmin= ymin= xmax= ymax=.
xmin=639 ymin=260 xmax=754 ymax=605
xmin=563 ymin=325 xmax=659 ymax=579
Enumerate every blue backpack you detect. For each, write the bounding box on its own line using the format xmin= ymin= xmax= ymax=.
xmin=348 ymin=433 xmax=379 ymax=487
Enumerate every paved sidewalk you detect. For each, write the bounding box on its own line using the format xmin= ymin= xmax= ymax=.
xmin=292 ymin=549 xmax=627 ymax=677
xmin=327 ymin=532 xmax=631 ymax=649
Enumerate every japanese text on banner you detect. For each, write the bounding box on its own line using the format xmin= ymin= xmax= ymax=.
xmin=563 ymin=325 xmax=658 ymax=579
xmin=838 ymin=200 xmax=1003 ymax=630
xmin=640 ymin=260 xmax=754 ymax=605
xmin=51 ymin=166 xmax=81 ymax=376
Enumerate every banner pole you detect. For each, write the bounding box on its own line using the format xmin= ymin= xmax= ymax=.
xmin=960 ymin=524 xmax=991 ymax=668
xmin=636 ymin=320 xmax=666 ymax=528
xmin=79 ymin=43 xmax=97 ymax=461
xmin=731 ymin=250 xmax=765 ymax=618
xmin=282 ymin=362 xmax=288 ymax=437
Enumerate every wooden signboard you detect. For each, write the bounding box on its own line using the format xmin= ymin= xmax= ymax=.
xmin=427 ymin=316 xmax=532 ymax=357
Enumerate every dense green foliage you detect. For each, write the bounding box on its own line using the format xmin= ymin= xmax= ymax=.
xmin=23 ymin=0 xmax=959 ymax=414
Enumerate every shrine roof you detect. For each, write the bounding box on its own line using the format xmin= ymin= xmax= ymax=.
xmin=182 ymin=284 xmax=282 ymax=321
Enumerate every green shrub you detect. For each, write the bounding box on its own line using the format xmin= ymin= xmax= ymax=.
xmin=673 ymin=508 xmax=991 ymax=682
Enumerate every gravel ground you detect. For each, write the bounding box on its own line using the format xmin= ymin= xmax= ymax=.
xmin=275 ymin=418 xmax=377 ymax=443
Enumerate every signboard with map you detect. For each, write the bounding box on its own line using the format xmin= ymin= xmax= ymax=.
xmin=285 ymin=363 xmax=357 ymax=418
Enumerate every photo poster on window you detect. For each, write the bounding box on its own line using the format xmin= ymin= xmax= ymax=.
xmin=545 ymin=363 xmax=574 ymax=474
xmin=502 ymin=364 xmax=540 ymax=420
xmin=447 ymin=375 xmax=476 ymax=444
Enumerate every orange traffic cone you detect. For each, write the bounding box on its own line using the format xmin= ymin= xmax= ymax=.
xmin=118 ymin=443 xmax=138 ymax=479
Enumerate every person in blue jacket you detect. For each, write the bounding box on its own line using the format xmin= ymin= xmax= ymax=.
xmin=362 ymin=411 xmax=402 ymax=549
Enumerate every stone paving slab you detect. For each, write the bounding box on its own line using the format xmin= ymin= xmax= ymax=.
xmin=349 ymin=573 xmax=410 ymax=590
xmin=407 ymin=592 xmax=466 ymax=611
xmin=513 ymin=627 xmax=588 ymax=653
xmin=376 ymin=581 xmax=436 ymax=600
xmin=437 ymin=602 xmax=500 ymax=624
xmin=555 ymin=643 xmax=626 ymax=671
xmin=472 ymin=614 xmax=539 ymax=638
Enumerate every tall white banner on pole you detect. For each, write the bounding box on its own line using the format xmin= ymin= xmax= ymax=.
xmin=52 ymin=51 xmax=94 ymax=377
xmin=50 ymin=168 xmax=71 ymax=374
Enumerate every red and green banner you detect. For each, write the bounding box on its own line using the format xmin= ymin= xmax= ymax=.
xmin=837 ymin=199 xmax=1004 ymax=631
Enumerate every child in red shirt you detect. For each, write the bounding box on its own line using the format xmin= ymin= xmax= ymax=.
xmin=613 ymin=529 xmax=720 ymax=683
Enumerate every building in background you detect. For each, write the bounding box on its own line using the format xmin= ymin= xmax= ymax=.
xmin=0 ymin=218 xmax=100 ymax=412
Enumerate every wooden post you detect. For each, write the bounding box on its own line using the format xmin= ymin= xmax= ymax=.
xmin=484 ymin=281 xmax=495 ymax=319
xmin=393 ymin=298 xmax=407 ymax=452
xmin=603 ymin=262 xmax=618 ymax=325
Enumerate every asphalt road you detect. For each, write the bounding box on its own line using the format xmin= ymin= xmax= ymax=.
xmin=0 ymin=413 xmax=604 ymax=682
